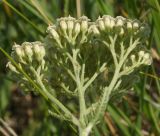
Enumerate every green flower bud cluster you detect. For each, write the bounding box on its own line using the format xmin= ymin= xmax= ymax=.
xmin=46 ymin=15 xmax=150 ymax=50
xmin=129 ymin=50 xmax=151 ymax=65
xmin=137 ymin=51 xmax=152 ymax=65
xmin=95 ymin=15 xmax=150 ymax=39
xmin=46 ymin=15 xmax=91 ymax=45
xmin=8 ymin=41 xmax=46 ymax=74
xmin=123 ymin=51 xmax=151 ymax=73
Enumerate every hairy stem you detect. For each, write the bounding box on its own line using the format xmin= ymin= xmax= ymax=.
xmin=88 ymin=37 xmax=140 ymax=129
xmin=30 ymin=66 xmax=79 ymax=126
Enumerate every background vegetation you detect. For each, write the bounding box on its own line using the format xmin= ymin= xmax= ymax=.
xmin=0 ymin=0 xmax=160 ymax=135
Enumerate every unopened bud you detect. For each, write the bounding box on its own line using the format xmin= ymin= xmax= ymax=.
xmin=7 ymin=62 xmax=19 ymax=73
xmin=39 ymin=46 xmax=46 ymax=59
xmin=33 ymin=42 xmax=43 ymax=62
xmin=47 ymin=26 xmax=59 ymax=40
xmin=97 ymin=18 xmax=105 ymax=31
xmin=119 ymin=28 xmax=124 ymax=36
xmin=143 ymin=53 xmax=150 ymax=60
xmin=133 ymin=20 xmax=139 ymax=30
xmin=89 ymin=25 xmax=100 ymax=35
xmin=79 ymin=16 xmax=89 ymax=32
xmin=33 ymin=42 xmax=40 ymax=53
xmin=103 ymin=15 xmax=110 ymax=29
xmin=138 ymin=51 xmax=145 ymax=58
xmin=143 ymin=53 xmax=152 ymax=65
xmin=22 ymin=42 xmax=33 ymax=62
xmin=127 ymin=21 xmax=132 ymax=31
xmin=110 ymin=18 xmax=115 ymax=29
xmin=130 ymin=55 xmax=136 ymax=63
xmin=67 ymin=20 xmax=74 ymax=31
xmin=116 ymin=17 xmax=124 ymax=27
xmin=15 ymin=47 xmax=25 ymax=58
xmin=131 ymin=54 xmax=135 ymax=59
xmin=74 ymin=22 xmax=81 ymax=35
xmin=60 ymin=20 xmax=67 ymax=31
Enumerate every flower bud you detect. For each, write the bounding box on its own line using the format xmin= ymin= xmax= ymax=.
xmin=15 ymin=47 xmax=25 ymax=58
xmin=74 ymin=22 xmax=81 ymax=35
xmin=12 ymin=44 xmax=20 ymax=50
xmin=127 ymin=21 xmax=132 ymax=31
xmin=67 ymin=20 xmax=74 ymax=31
xmin=143 ymin=53 xmax=152 ymax=65
xmin=110 ymin=18 xmax=115 ymax=29
xmin=132 ymin=20 xmax=139 ymax=30
xmin=22 ymin=42 xmax=33 ymax=62
xmin=97 ymin=18 xmax=105 ymax=31
xmin=79 ymin=16 xmax=89 ymax=32
xmin=47 ymin=25 xmax=59 ymax=40
xmin=33 ymin=42 xmax=40 ymax=53
xmin=89 ymin=25 xmax=100 ymax=35
xmin=15 ymin=46 xmax=27 ymax=64
xmin=34 ymin=42 xmax=45 ymax=62
xmin=116 ymin=16 xmax=124 ymax=27
xmin=138 ymin=50 xmax=145 ymax=58
xmin=103 ymin=16 xmax=110 ymax=29
xmin=119 ymin=28 xmax=124 ymax=36
xmin=59 ymin=20 xmax=67 ymax=31
xmin=33 ymin=42 xmax=43 ymax=62
xmin=7 ymin=62 xmax=19 ymax=73
xmin=130 ymin=54 xmax=136 ymax=62
xmin=143 ymin=53 xmax=150 ymax=60
xmin=39 ymin=45 xmax=46 ymax=58
xmin=23 ymin=43 xmax=32 ymax=55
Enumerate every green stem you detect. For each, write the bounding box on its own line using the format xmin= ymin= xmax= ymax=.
xmin=71 ymin=49 xmax=87 ymax=127
xmin=89 ymin=66 xmax=120 ymax=128
xmin=88 ymin=37 xmax=140 ymax=128
xmin=79 ymin=127 xmax=88 ymax=136
xmin=30 ymin=66 xmax=79 ymax=126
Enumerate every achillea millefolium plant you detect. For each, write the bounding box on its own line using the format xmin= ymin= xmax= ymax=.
xmin=7 ymin=15 xmax=151 ymax=136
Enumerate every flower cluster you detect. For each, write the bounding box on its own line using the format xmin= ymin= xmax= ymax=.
xmin=46 ymin=15 xmax=150 ymax=55
xmin=122 ymin=51 xmax=152 ymax=74
xmin=47 ymin=16 xmax=90 ymax=46
xmin=8 ymin=41 xmax=46 ymax=74
xmin=96 ymin=15 xmax=150 ymax=39
xmin=137 ymin=51 xmax=152 ymax=65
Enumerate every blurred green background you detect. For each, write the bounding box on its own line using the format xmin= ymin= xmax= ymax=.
xmin=0 ymin=0 xmax=160 ymax=136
